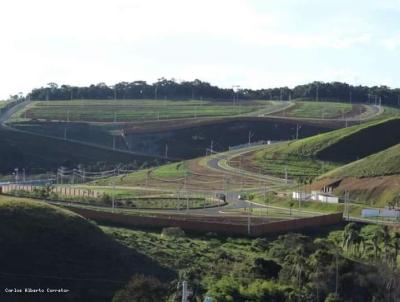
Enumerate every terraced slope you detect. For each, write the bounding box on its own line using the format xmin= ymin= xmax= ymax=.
xmin=0 ymin=127 xmax=157 ymax=174
xmin=321 ymin=143 xmax=400 ymax=179
xmin=251 ymin=118 xmax=400 ymax=177
xmin=309 ymin=141 xmax=400 ymax=206
xmin=0 ymin=196 xmax=173 ymax=302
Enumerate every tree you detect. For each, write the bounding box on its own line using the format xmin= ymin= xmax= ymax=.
xmin=324 ymin=293 xmax=343 ymax=302
xmin=342 ymin=223 xmax=364 ymax=256
xmin=112 ymin=275 xmax=170 ymax=302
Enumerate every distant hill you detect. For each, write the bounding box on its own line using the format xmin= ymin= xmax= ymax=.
xmin=0 ymin=196 xmax=174 ymax=302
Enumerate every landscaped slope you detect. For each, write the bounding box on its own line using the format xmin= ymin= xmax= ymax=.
xmin=310 ymin=144 xmax=400 ymax=206
xmin=0 ymin=196 xmax=173 ymax=302
xmin=252 ymin=118 xmax=400 ymax=177
xmin=321 ymin=143 xmax=400 ymax=179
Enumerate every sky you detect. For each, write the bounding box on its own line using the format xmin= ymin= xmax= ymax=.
xmin=0 ymin=0 xmax=399 ymax=99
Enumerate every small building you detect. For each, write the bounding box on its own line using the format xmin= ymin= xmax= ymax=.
xmin=292 ymin=191 xmax=310 ymax=200
xmin=311 ymin=191 xmax=339 ymax=203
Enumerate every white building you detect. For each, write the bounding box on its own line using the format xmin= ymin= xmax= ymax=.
xmin=311 ymin=191 xmax=339 ymax=204
xmin=292 ymin=191 xmax=310 ymax=200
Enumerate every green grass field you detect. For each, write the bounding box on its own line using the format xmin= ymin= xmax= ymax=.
xmin=277 ymin=101 xmax=352 ymax=118
xmin=18 ymin=99 xmax=281 ymax=122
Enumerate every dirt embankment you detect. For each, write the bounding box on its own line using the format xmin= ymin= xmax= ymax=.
xmin=312 ymin=175 xmax=400 ymax=206
xmin=122 ymin=116 xmax=342 ymax=135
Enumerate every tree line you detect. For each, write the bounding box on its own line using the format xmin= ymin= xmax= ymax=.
xmin=28 ymin=78 xmax=400 ymax=107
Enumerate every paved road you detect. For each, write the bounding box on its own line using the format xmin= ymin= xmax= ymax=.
xmin=204 ymin=143 xmax=292 ymax=187
xmin=0 ymin=100 xmax=31 ymax=125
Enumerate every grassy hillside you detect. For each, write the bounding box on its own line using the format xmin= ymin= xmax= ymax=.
xmin=321 ymin=143 xmax=400 ymax=179
xmin=313 ymin=142 xmax=400 ymax=206
xmin=253 ymin=118 xmax=400 ymax=177
xmin=0 ymin=196 xmax=173 ymax=302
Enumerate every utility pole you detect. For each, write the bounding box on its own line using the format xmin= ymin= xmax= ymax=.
xmin=165 ymin=144 xmax=168 ymax=158
xmin=335 ymin=252 xmax=339 ymax=296
xmin=285 ymin=166 xmax=288 ymax=183
xmin=248 ymin=131 xmax=254 ymax=145
xmin=296 ymin=124 xmax=300 ymax=140
xmin=181 ymin=281 xmax=189 ymax=302
xmin=264 ymin=183 xmax=268 ymax=215
xmin=210 ymin=140 xmax=214 ymax=154
xmin=15 ymin=168 xmax=19 ymax=183
xmin=64 ymin=127 xmax=67 ymax=140
xmin=112 ymin=176 xmax=116 ymax=213
xmin=316 ymin=84 xmax=319 ymax=102
xmin=232 ymin=85 xmax=240 ymax=106
xmin=247 ymin=199 xmax=251 ymax=235
xmin=22 ymin=168 xmax=26 ymax=182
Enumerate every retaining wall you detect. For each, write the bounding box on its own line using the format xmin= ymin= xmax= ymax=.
xmin=67 ymin=207 xmax=343 ymax=236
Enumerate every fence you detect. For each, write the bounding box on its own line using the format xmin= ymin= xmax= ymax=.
xmin=0 ymin=184 xmax=101 ymax=198
xmin=66 ymin=207 xmax=343 ymax=237
xmin=362 ymin=208 xmax=400 ymax=219
xmin=228 ymin=140 xmax=268 ymax=151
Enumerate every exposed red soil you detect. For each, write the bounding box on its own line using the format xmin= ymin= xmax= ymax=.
xmin=312 ymin=175 xmax=400 ymax=204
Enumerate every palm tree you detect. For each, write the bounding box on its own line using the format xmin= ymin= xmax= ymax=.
xmin=370 ymin=231 xmax=382 ymax=261
xmin=286 ymin=247 xmax=308 ymax=289
xmin=342 ymin=223 xmax=360 ymax=253
xmin=381 ymin=226 xmax=392 ymax=263
xmin=392 ymin=232 xmax=400 ymax=262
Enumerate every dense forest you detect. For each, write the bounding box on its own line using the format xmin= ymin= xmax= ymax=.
xmin=27 ymin=79 xmax=400 ymax=106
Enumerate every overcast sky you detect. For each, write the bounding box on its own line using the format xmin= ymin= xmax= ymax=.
xmin=0 ymin=0 xmax=399 ymax=99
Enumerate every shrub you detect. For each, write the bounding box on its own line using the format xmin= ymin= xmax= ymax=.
xmin=112 ymin=275 xmax=170 ymax=302
xmin=161 ymin=227 xmax=185 ymax=239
